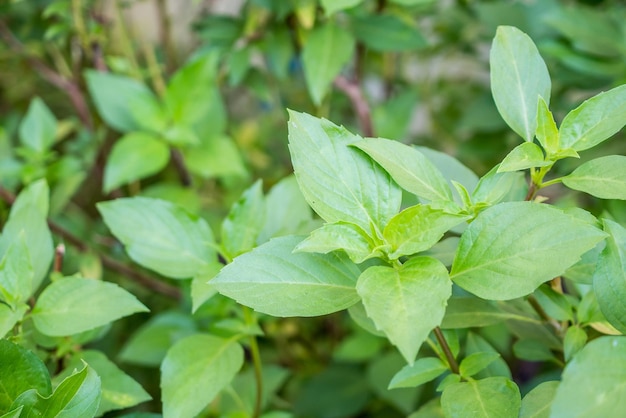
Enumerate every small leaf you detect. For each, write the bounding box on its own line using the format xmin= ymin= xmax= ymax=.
xmin=388 ymin=357 xmax=448 ymax=389
xmin=32 ymin=277 xmax=148 ymax=336
xmin=103 ymin=132 xmax=170 ymax=193
xmin=459 ymin=352 xmax=500 ymax=378
xmin=352 ymin=14 xmax=426 ymax=52
xmin=221 ymin=180 xmax=266 ymax=259
xmin=184 ymin=135 xmax=247 ymax=180
xmin=320 ymin=0 xmax=362 ymax=15
xmin=560 ymin=84 xmax=626 ymax=151
xmin=357 ymin=256 xmax=451 ymax=363
xmin=535 ymin=96 xmax=559 ymax=154
xmin=0 ymin=303 xmax=27 ymax=339
xmin=98 ymin=197 xmax=216 ymax=279
xmin=472 ymin=165 xmax=526 ymax=205
xmin=161 ymin=334 xmax=243 ymax=418
xmin=562 ymin=155 xmax=626 ymax=200
xmin=490 ymin=26 xmax=551 ymax=142
xmin=563 ymin=326 xmax=587 ymax=362
xmin=351 ymin=138 xmax=452 ymax=202
xmin=212 ymin=236 xmax=361 ymax=317
xmin=498 ymin=142 xmax=550 ymax=172
xmin=593 ymin=219 xmax=626 ymax=333
xmin=451 ymin=202 xmax=606 ymax=300
xmin=519 ymin=381 xmax=559 ymax=418
xmin=533 ymin=285 xmax=574 ymax=321
xmin=302 ymin=23 xmax=355 ymax=105
xmin=191 ymin=262 xmax=222 ymax=313
xmin=441 ymin=377 xmax=521 ymax=418
xmin=19 ymin=97 xmax=56 ymax=153
xmin=551 ymin=336 xmax=626 ymax=417
xmin=0 ymin=233 xmax=33 ymax=308
xmin=295 ymin=222 xmax=375 ymax=264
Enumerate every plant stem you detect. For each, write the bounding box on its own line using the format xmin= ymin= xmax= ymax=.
xmin=334 ymin=75 xmax=374 ymax=137
xmin=243 ymin=306 xmax=263 ymax=418
xmin=112 ymin=0 xmax=142 ymax=80
xmin=434 ymin=327 xmax=459 ymax=374
xmin=528 ymin=295 xmax=562 ymax=333
xmin=141 ymin=40 xmax=166 ymax=96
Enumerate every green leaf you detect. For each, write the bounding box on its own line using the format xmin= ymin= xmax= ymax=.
xmin=212 ymin=236 xmax=361 ymax=317
xmin=441 ymin=377 xmax=521 ymax=418
xmin=563 ymin=326 xmax=587 ymax=362
xmin=288 ymin=111 xmax=401 ymax=233
xmin=320 ymin=0 xmax=362 ymax=15
xmin=0 ymin=339 xmax=52 ymax=411
xmin=498 ymin=142 xmax=550 ymax=173
xmin=533 ymin=285 xmax=574 ymax=321
xmin=98 ymin=197 xmax=216 ymax=279
xmin=441 ymin=297 xmax=510 ymax=329
xmin=562 ymin=155 xmax=626 ymax=200
xmin=352 ymin=14 xmax=427 ymax=52
xmin=0 ymin=303 xmax=27 ymax=338
xmin=14 ymin=363 xmax=101 ymax=418
xmin=0 ymin=233 xmax=33 ymax=308
xmin=161 ymin=334 xmax=243 ymax=418
xmin=357 ymin=256 xmax=451 ymax=363
xmin=191 ymin=262 xmax=222 ymax=313
xmin=183 ymin=135 xmax=247 ymax=180
xmin=302 ymin=23 xmax=355 ymax=106
xmin=221 ymin=180 xmax=265 ymax=259
xmin=472 ymin=165 xmax=526 ymax=205
xmin=119 ymin=311 xmax=197 ymax=367
xmin=535 ymin=96 xmax=559 ymax=154
xmin=560 ymin=85 xmax=626 ymax=151
xmin=551 ymin=336 xmax=626 ymax=417
xmin=388 ymin=357 xmax=448 ymax=389
xmin=519 ymin=381 xmax=558 ymax=418
xmin=451 ymin=202 xmax=606 ymax=300
xmin=465 ymin=333 xmax=512 ymax=379
xmin=513 ymin=339 xmax=555 ymax=362
xmin=593 ymin=219 xmax=626 ymax=333
xmin=0 ymin=407 xmax=22 ymax=418
xmin=383 ymin=204 xmax=468 ymax=259
xmin=295 ymin=222 xmax=375 ymax=264
xmin=367 ymin=352 xmax=419 ymax=414
xmin=32 ymin=277 xmax=148 ymax=336
xmin=19 ymin=97 xmax=56 ymax=153
xmin=417 ymin=146 xmax=479 ymax=195
xmin=103 ymin=132 xmax=170 ymax=193
xmin=351 ymin=138 xmax=452 ymax=202
xmin=459 ymin=352 xmax=500 ymax=378
xmin=85 ymin=70 xmax=159 ymax=133
xmin=490 ymin=26 xmax=551 ymax=142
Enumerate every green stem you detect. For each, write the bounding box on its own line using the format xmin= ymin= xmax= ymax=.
xmin=243 ymin=306 xmax=263 ymax=418
xmin=71 ymin=0 xmax=88 ymax=50
xmin=113 ymin=0 xmax=142 ymax=80
xmin=434 ymin=327 xmax=459 ymax=374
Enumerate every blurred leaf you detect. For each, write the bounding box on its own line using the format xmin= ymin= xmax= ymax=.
xmin=321 ymin=0 xmax=362 ymax=15
xmin=519 ymin=381 xmax=559 ymax=418
xmin=184 ymin=135 xmax=247 ymax=180
xmin=0 ymin=233 xmax=33 ymax=308
xmin=18 ymin=97 xmax=56 ymax=154
xmin=352 ymin=14 xmax=426 ymax=52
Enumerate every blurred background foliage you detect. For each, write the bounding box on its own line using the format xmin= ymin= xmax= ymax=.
xmin=2 ymin=0 xmax=626 ymax=416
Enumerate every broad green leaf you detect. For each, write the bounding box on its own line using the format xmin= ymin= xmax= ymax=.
xmin=357 ymin=256 xmax=451 ymax=363
xmin=13 ymin=363 xmax=100 ymax=418
xmin=451 ymin=202 xmax=606 ymax=300
xmin=513 ymin=339 xmax=556 ymax=362
xmin=490 ymin=26 xmax=551 ymax=142
xmin=19 ymin=97 xmax=56 ymax=153
xmin=535 ymin=96 xmax=559 ymax=154
xmin=352 ymin=14 xmax=426 ymax=52
xmin=0 ymin=339 xmax=52 ymax=411
xmin=59 ymin=350 xmax=151 ymax=416
xmin=0 ymin=233 xmax=33 ymax=308
xmin=533 ymin=285 xmax=574 ymax=321
xmin=384 ymin=205 xmax=468 ymax=259
xmin=388 ymin=357 xmax=448 ymax=389
xmin=519 ymin=381 xmax=558 ymax=418
xmin=161 ymin=334 xmax=243 ymax=418
xmin=98 ymin=197 xmax=216 ymax=278
xmin=320 ymin=0 xmax=362 ymax=15
xmin=498 ymin=142 xmax=550 ymax=172
xmin=459 ymin=352 xmax=500 ymax=378
xmin=563 ymin=326 xmax=587 ymax=362
xmin=351 ymin=138 xmax=452 ymax=202
xmin=416 ymin=146 xmax=479 ymax=195
xmin=551 ymin=336 xmax=626 ymax=417
xmin=85 ymin=70 xmax=158 ymax=133
xmin=0 ymin=303 xmax=27 ymax=338
xmin=184 ymin=135 xmax=247 ymax=180
xmin=103 ymin=132 xmax=170 ymax=193
xmin=441 ymin=297 xmax=510 ymax=329
xmin=295 ymin=222 xmax=375 ymax=264
xmin=441 ymin=377 xmax=521 ymax=418
xmin=288 ymin=111 xmax=401 ymax=233
xmin=562 ymin=155 xmax=626 ymax=200
xmin=560 ymin=85 xmax=626 ymax=151
xmin=302 ymin=23 xmax=354 ymax=106
xmin=212 ymin=236 xmax=361 ymax=317
xmin=191 ymin=262 xmax=222 ymax=313
xmin=472 ymin=165 xmax=526 ymax=205
xmin=119 ymin=311 xmax=197 ymax=367
xmin=32 ymin=277 xmax=148 ymax=336
xmin=593 ymin=219 xmax=626 ymax=333
xmin=221 ymin=180 xmax=266 ymax=259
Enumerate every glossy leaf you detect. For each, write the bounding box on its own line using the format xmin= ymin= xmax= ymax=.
xmin=212 ymin=235 xmax=361 ymax=317
xmin=103 ymin=132 xmax=170 ymax=193
xmin=441 ymin=377 xmax=521 ymax=418
xmin=98 ymin=197 xmax=216 ymax=278
xmin=352 ymin=14 xmax=426 ymax=52
xmin=562 ymin=155 xmax=626 ymax=200
xmin=551 ymin=336 xmax=626 ymax=417
xmin=302 ymin=23 xmax=355 ymax=105
xmin=351 ymin=138 xmax=452 ymax=202
xmin=498 ymin=142 xmax=550 ymax=172
xmin=560 ymin=85 xmax=626 ymax=151
xmin=519 ymin=381 xmax=558 ymax=418
xmin=388 ymin=357 xmax=448 ymax=389
xmin=295 ymin=222 xmax=375 ymax=264
xmin=161 ymin=334 xmax=243 ymax=418
xmin=357 ymin=256 xmax=451 ymax=363
xmin=490 ymin=26 xmax=551 ymax=142
xmin=288 ymin=111 xmax=401 ymax=233
xmin=221 ymin=180 xmax=265 ymax=259
xmin=593 ymin=219 xmax=626 ymax=333
xmin=32 ymin=277 xmax=148 ymax=336
xmin=19 ymin=97 xmax=56 ymax=153
xmin=451 ymin=202 xmax=606 ymax=300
